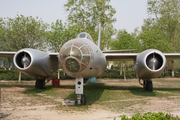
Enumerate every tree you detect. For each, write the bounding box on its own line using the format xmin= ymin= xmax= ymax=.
xmin=138 ymin=26 xmax=173 ymax=53
xmin=47 ymin=20 xmax=82 ymax=52
xmin=0 ymin=14 xmax=48 ymax=51
xmin=111 ymin=29 xmax=141 ymax=51
xmin=146 ymin=0 xmax=180 ymax=52
xmin=141 ymin=0 xmax=180 ymax=76
xmin=110 ymin=30 xmax=140 ymax=80
xmin=0 ymin=15 xmax=48 ymax=68
xmin=64 ymin=0 xmax=116 ymax=50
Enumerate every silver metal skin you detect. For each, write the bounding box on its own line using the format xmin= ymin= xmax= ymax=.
xmin=13 ymin=48 xmax=59 ymax=79
xmin=135 ymin=49 xmax=166 ymax=80
xmin=1 ymin=32 xmax=180 ymax=103
xmin=59 ymin=33 xmax=107 ymax=78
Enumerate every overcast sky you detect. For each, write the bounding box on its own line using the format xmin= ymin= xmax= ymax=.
xmin=0 ymin=0 xmax=148 ymax=33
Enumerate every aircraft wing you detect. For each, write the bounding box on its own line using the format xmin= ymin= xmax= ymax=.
xmin=104 ymin=53 xmax=180 ymax=61
xmin=102 ymin=49 xmax=138 ymax=53
xmin=0 ymin=51 xmax=59 ymax=57
xmin=163 ymin=53 xmax=180 ymax=60
xmin=104 ymin=53 xmax=138 ymax=61
xmin=0 ymin=52 xmax=16 ymax=57
xmin=48 ymin=53 xmax=59 ymax=57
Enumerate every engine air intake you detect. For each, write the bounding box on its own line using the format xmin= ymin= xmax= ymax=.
xmin=15 ymin=52 xmax=31 ymax=69
xmin=146 ymin=53 xmax=163 ymax=70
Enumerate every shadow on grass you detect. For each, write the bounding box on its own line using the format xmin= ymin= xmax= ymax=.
xmin=0 ymin=113 xmax=12 ymax=119
xmin=154 ymin=87 xmax=180 ymax=92
xmin=0 ymin=83 xmax=35 ymax=88
xmin=65 ymin=83 xmax=105 ymax=105
xmin=23 ymin=84 xmax=75 ymax=95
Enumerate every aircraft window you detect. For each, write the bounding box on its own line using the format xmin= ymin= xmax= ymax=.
xmin=74 ymin=41 xmax=84 ymax=48
xmin=66 ymin=58 xmax=80 ymax=72
xmin=87 ymin=46 xmax=93 ymax=52
xmin=81 ymin=46 xmax=89 ymax=54
xmin=91 ymin=53 xmax=94 ymax=60
xmin=71 ymin=47 xmax=82 ymax=61
xmin=79 ymin=64 xmax=87 ymax=72
xmin=79 ymin=33 xmax=86 ymax=38
xmin=62 ymin=47 xmax=71 ymax=60
xmin=82 ymin=56 xmax=90 ymax=65
xmin=65 ymin=41 xmax=74 ymax=47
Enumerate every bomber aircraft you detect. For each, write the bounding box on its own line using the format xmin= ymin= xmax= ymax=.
xmin=1 ymin=32 xmax=180 ymax=105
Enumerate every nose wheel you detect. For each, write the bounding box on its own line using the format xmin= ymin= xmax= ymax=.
xmin=76 ymin=78 xmax=87 ymax=105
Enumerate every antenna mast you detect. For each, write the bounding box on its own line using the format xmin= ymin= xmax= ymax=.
xmin=98 ymin=23 xmax=101 ymax=49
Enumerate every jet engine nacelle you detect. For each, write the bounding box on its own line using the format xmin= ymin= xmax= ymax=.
xmin=13 ymin=48 xmax=58 ymax=79
xmin=135 ymin=49 xmax=166 ymax=79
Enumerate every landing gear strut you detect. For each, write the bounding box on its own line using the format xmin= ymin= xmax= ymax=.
xmin=139 ymin=79 xmax=153 ymax=92
xmin=35 ymin=79 xmax=46 ymax=89
xmin=75 ymin=78 xmax=86 ymax=105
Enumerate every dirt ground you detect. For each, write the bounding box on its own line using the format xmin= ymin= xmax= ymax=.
xmin=1 ymin=78 xmax=180 ymax=120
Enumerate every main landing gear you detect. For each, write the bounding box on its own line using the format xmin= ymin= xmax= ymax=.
xmin=35 ymin=79 xmax=46 ymax=89
xmin=75 ymin=78 xmax=87 ymax=105
xmin=139 ymin=79 xmax=153 ymax=92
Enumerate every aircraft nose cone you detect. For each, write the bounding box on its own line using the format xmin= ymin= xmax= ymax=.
xmin=148 ymin=58 xmax=158 ymax=70
xmin=21 ymin=56 xmax=31 ymax=68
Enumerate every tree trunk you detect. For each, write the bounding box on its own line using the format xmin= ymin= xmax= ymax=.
xmin=120 ymin=64 xmax=122 ymax=75
xmin=58 ymin=69 xmax=60 ymax=79
xmin=171 ymin=60 xmax=174 ymax=77
xmin=18 ymin=72 xmax=21 ymax=83
xmin=8 ymin=58 xmax=11 ymax=69
xmin=123 ymin=63 xmax=126 ymax=81
xmin=0 ymin=88 xmax=1 ymax=114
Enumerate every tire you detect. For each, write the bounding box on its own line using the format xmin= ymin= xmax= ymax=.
xmin=81 ymin=95 xmax=87 ymax=105
xmin=146 ymin=81 xmax=153 ymax=92
xmin=35 ymin=79 xmax=45 ymax=89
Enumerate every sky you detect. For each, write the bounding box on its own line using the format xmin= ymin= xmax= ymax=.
xmin=0 ymin=0 xmax=148 ymax=33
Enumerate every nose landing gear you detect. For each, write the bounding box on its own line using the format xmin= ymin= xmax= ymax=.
xmin=75 ymin=78 xmax=87 ymax=105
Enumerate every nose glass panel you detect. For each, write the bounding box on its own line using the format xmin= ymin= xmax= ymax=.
xmin=71 ymin=47 xmax=82 ymax=61
xmin=82 ymin=56 xmax=90 ymax=65
xmin=62 ymin=47 xmax=71 ymax=60
xmin=81 ymin=46 xmax=89 ymax=54
xmin=66 ymin=58 xmax=80 ymax=72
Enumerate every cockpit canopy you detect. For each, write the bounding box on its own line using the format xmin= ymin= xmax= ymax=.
xmin=76 ymin=32 xmax=93 ymax=41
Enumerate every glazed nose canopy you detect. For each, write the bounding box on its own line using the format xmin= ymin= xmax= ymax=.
xmin=60 ymin=40 xmax=92 ymax=73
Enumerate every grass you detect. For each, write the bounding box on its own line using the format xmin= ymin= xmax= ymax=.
xmin=1 ymin=78 xmax=180 ymax=114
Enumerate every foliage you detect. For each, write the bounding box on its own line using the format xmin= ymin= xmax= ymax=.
xmin=0 ymin=69 xmax=34 ymax=80
xmin=98 ymin=69 xmax=136 ymax=79
xmin=0 ymin=69 xmax=74 ymax=80
xmin=137 ymin=27 xmax=173 ymax=52
xmin=64 ymin=0 xmax=117 ymax=50
xmin=119 ymin=112 xmax=180 ymax=120
xmin=47 ymin=20 xmax=82 ymax=52
xmin=111 ymin=29 xmax=141 ymax=51
xmin=142 ymin=0 xmax=180 ymax=52
xmin=0 ymin=14 xmax=48 ymax=51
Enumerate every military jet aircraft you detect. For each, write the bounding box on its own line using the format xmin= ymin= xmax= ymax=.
xmin=1 ymin=32 xmax=180 ymax=105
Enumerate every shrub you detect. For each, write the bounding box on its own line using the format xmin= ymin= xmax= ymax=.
xmin=119 ymin=112 xmax=180 ymax=120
